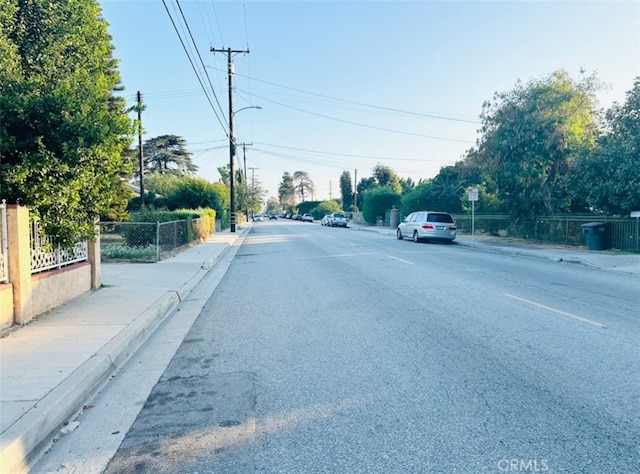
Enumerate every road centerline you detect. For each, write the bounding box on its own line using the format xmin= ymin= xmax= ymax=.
xmin=388 ymin=255 xmax=414 ymax=265
xmin=503 ymin=293 xmax=607 ymax=328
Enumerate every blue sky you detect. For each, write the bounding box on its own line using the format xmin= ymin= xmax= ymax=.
xmin=99 ymin=0 xmax=640 ymax=202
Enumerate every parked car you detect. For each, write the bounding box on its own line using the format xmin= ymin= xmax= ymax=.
xmin=329 ymin=212 xmax=348 ymax=227
xmin=302 ymin=213 xmax=313 ymax=222
xmin=321 ymin=214 xmax=332 ymax=226
xmin=292 ymin=214 xmax=302 ymax=220
xmin=269 ymin=214 xmax=278 ymax=220
xmin=396 ymin=211 xmax=456 ymax=243
xmin=253 ymin=214 xmax=264 ymax=222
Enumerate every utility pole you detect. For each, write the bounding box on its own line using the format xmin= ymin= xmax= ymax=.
xmin=241 ymin=143 xmax=253 ymax=219
xmin=354 ymin=169 xmax=358 ymax=210
xmin=248 ymin=166 xmax=259 ymax=218
xmin=248 ymin=167 xmax=259 ymax=188
xmin=137 ymin=91 xmax=145 ymax=206
xmin=210 ymin=46 xmax=249 ymax=232
xmin=240 ymin=142 xmax=253 ymax=186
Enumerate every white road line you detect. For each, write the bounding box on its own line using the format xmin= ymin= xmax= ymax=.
xmin=388 ymin=256 xmax=414 ymax=265
xmin=503 ymin=293 xmax=606 ymax=328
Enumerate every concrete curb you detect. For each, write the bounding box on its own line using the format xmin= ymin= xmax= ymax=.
xmin=0 ymin=231 xmax=244 ymax=474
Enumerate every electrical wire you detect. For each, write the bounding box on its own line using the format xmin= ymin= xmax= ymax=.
xmin=238 ymin=91 xmax=473 ymax=143
xmin=175 ymin=0 xmax=228 ymax=128
xmin=231 ymin=70 xmax=481 ymax=124
xmin=161 ymin=0 xmax=229 ymax=137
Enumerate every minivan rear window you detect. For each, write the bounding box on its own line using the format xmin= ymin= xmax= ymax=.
xmin=427 ymin=213 xmax=454 ymax=223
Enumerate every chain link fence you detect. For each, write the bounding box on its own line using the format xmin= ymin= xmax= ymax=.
xmin=101 ymin=218 xmax=213 ymax=262
xmin=453 ymin=214 xmax=640 ymax=252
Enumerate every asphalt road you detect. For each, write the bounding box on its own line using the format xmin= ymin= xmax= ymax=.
xmin=38 ymin=221 xmax=640 ymax=473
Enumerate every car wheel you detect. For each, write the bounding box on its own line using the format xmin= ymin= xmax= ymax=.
xmin=413 ymin=231 xmax=420 ymax=243
xmin=396 ymin=228 xmax=403 ymax=240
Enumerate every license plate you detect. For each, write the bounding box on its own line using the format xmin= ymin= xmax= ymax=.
xmin=436 ymin=226 xmax=446 ymax=230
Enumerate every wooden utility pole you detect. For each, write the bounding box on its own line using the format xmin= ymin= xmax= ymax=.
xmin=210 ymin=46 xmax=249 ymax=232
xmin=137 ymin=91 xmax=145 ymax=206
xmin=353 ymin=169 xmax=358 ymax=210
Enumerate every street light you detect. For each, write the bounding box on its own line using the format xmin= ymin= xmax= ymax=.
xmin=229 ymin=105 xmax=261 ymax=232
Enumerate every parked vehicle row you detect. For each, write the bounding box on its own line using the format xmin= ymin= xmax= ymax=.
xmin=254 ymin=210 xmax=455 ymax=245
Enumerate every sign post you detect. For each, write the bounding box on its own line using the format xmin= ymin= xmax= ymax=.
xmin=468 ymin=188 xmax=479 ymax=242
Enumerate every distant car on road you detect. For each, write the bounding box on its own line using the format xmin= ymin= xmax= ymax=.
xmin=253 ymin=214 xmax=264 ymax=222
xmin=396 ymin=211 xmax=456 ymax=243
xmin=329 ymin=213 xmax=348 ymax=227
xmin=269 ymin=214 xmax=278 ymax=220
xmin=321 ymin=214 xmax=332 ymax=226
xmin=302 ymin=213 xmax=313 ymax=222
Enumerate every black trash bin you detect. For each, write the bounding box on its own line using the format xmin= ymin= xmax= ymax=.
xmin=581 ymin=222 xmax=612 ymax=250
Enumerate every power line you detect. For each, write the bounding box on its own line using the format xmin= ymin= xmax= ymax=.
xmin=252 ymin=141 xmax=445 ymax=162
xmin=231 ymin=70 xmax=481 ymax=124
xmin=175 ymin=0 xmax=228 ymax=126
xmin=240 ymin=91 xmax=473 ymax=143
xmin=161 ymin=0 xmax=229 ymax=137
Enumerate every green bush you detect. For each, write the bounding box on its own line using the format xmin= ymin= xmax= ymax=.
xmin=101 ymin=242 xmax=156 ymax=261
xmin=362 ymin=187 xmax=401 ymax=224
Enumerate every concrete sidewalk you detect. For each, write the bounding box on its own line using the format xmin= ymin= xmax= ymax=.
xmin=0 ymin=227 xmax=249 ymax=474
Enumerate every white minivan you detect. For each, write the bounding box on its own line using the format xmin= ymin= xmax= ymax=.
xmin=396 ymin=211 xmax=456 ymax=243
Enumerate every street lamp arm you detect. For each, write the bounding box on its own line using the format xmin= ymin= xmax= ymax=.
xmin=233 ymin=105 xmax=262 ymax=115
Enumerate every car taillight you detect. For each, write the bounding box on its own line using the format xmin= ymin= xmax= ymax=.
xmin=422 ymin=224 xmax=434 ymax=229
xmin=450 ymin=225 xmax=457 ymax=230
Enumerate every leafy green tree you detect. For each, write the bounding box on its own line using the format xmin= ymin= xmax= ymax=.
xmin=575 ymin=77 xmax=640 ymax=214
xmin=237 ymin=179 xmax=266 ymax=216
xmin=399 ymin=176 xmax=416 ymax=195
xmin=356 ymin=176 xmax=376 ymax=210
xmin=144 ymin=173 xmax=181 ymax=197
xmin=312 ymin=200 xmax=342 ymax=220
xmin=372 ymin=164 xmax=402 ymax=193
xmin=401 ymin=181 xmax=433 ymax=216
xmin=142 ymin=135 xmax=196 ymax=176
xmin=165 ymin=177 xmax=223 ymax=211
xmin=362 ymin=187 xmax=401 ymax=225
xmin=339 ymin=170 xmax=354 ymax=211
xmin=278 ymin=171 xmax=296 ymax=208
xmin=476 ymin=71 xmax=599 ymax=224
xmin=264 ymin=197 xmax=280 ymax=214
xmin=0 ymin=0 xmax=133 ymax=246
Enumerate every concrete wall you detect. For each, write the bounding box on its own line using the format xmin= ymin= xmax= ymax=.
xmin=31 ymin=262 xmax=92 ymax=317
xmin=3 ymin=205 xmax=100 ymax=329
xmin=0 ymin=283 xmax=13 ymax=331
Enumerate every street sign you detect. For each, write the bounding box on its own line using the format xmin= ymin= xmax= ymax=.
xmin=468 ymin=188 xmax=479 ymax=201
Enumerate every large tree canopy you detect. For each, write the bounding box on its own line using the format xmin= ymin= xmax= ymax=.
xmin=293 ymin=171 xmax=315 ymax=202
xmin=0 ymin=0 xmax=133 ymax=245
xmin=339 ymin=170 xmax=353 ymax=211
xmin=278 ymin=171 xmax=296 ymax=208
xmin=475 ymin=71 xmax=599 ymax=221
xmin=576 ymin=77 xmax=640 ymax=214
xmin=142 ymin=135 xmax=197 ymax=176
